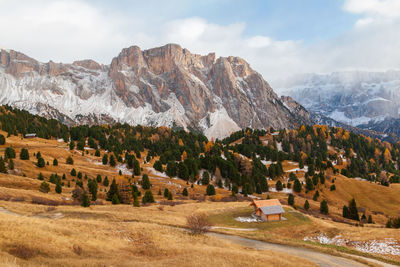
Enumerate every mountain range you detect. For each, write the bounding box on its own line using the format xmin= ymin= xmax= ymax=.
xmin=277 ymin=71 xmax=400 ymax=136
xmin=0 ymin=44 xmax=311 ymax=139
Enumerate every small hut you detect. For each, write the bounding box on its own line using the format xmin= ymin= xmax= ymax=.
xmin=250 ymin=199 xmax=285 ymax=221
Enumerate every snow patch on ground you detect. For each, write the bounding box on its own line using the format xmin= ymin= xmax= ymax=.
xmin=116 ymin=164 xmax=132 ymax=175
xmin=269 ymin=188 xmax=293 ymax=194
xmin=286 ymin=166 xmax=308 ymax=173
xmin=235 ymin=216 xmax=262 ymax=223
xmin=304 ymin=234 xmax=400 ymax=256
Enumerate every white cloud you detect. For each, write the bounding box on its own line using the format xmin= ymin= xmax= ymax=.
xmin=343 ymin=0 xmax=400 ymax=19
xmin=0 ymin=0 xmax=400 ymax=86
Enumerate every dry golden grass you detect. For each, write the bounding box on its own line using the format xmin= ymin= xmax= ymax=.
xmin=0 ymin=203 xmax=316 ymax=267
xmin=1 ymin=130 xmax=400 ymax=264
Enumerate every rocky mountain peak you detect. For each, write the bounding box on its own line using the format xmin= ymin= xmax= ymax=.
xmin=0 ymin=44 xmax=312 ymax=139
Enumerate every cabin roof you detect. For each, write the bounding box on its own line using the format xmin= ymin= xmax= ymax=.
xmin=251 ymin=199 xmax=281 ymax=209
xmin=258 ymin=205 xmax=285 ymax=215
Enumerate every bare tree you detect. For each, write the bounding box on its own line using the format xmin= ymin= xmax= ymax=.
xmin=186 ymin=213 xmax=212 ymax=235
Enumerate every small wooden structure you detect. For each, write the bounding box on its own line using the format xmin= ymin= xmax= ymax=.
xmin=251 ymin=199 xmax=285 ymax=221
xmin=24 ymin=133 xmax=37 ymax=138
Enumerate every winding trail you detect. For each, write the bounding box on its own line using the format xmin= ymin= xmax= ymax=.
xmin=0 ymin=206 xmax=396 ymax=267
xmin=207 ymin=231 xmax=395 ymax=267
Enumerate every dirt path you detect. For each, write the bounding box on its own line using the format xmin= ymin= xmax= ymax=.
xmin=0 ymin=206 xmax=395 ymax=267
xmin=207 ymin=232 xmax=395 ymax=267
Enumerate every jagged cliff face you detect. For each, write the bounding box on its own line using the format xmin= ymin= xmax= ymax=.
xmin=0 ymin=44 xmax=311 ymax=139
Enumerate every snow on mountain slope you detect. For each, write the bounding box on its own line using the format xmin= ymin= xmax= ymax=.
xmin=278 ymin=71 xmax=400 ymax=129
xmin=0 ymin=44 xmax=311 ymax=139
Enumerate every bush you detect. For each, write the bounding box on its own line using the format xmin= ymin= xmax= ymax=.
xmin=186 ymin=213 xmax=211 ymax=235
xmin=330 ymin=184 xmax=336 ymax=191
xmin=38 ymin=172 xmax=44 ymax=180
xmin=39 ymin=181 xmax=50 ymax=193
xmin=66 ymin=156 xmax=74 ymax=165
xmin=20 ymin=148 xmax=29 ymax=160
xmin=8 ymin=244 xmax=37 ymax=259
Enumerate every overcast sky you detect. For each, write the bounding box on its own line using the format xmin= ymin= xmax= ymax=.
xmin=0 ymin=0 xmax=399 ymax=83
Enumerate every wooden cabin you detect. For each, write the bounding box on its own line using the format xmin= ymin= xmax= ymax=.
xmin=250 ymin=199 xmax=285 ymax=221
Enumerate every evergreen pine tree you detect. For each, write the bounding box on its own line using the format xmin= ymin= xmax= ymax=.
xmin=320 ymin=200 xmax=329 ymax=214
xmin=96 ymin=174 xmax=102 ymax=183
xmin=133 ymin=159 xmax=141 ymax=175
xmin=132 ymin=192 xmax=140 ymax=207
xmin=288 ymin=194 xmax=295 ymax=206
xmin=70 ymin=168 xmax=76 ymax=176
xmin=53 ymin=158 xmax=58 ymax=166
xmin=164 ymin=188 xmax=169 ymax=198
xmin=141 ymin=174 xmax=151 ymax=189
xmin=182 ymin=188 xmax=188 ymax=196
xmin=5 ymin=147 xmax=16 ymax=158
xmin=275 ymin=180 xmax=283 ymax=191
xmin=206 ymin=184 xmax=216 ymax=196
xmin=0 ymin=157 xmax=6 ymax=174
xmin=20 ymin=148 xmax=29 ymax=160
xmin=0 ymin=134 xmax=5 ymax=145
xmin=38 ymin=172 xmax=44 ymax=180
xmin=102 ymin=154 xmax=108 ymax=165
xmin=81 ymin=191 xmax=90 ymax=207
xmin=107 ymin=179 xmax=120 ymax=202
xmin=69 ymin=141 xmax=75 ymax=150
xmin=153 ymin=160 xmax=163 ymax=172
xmin=304 ymin=200 xmax=310 ymax=211
xmin=201 ymin=171 xmax=210 ymax=185
xmin=88 ymin=179 xmax=98 ymax=201
xmin=313 ymin=190 xmax=319 ymax=201
xmin=367 ymin=215 xmax=373 ymax=224
xmin=112 ymin=193 xmax=120 ymax=204
xmin=109 ymin=154 xmax=116 ymax=167
xmin=167 ymin=191 xmax=173 ymax=200
xmin=55 ymin=183 xmax=62 ymax=194
xmin=293 ymin=179 xmax=302 ymax=192
xmin=8 ymin=159 xmax=14 ymax=170
xmin=36 ymin=157 xmax=45 ymax=168
xmin=348 ymin=198 xmax=360 ymax=221
xmin=342 ymin=205 xmax=350 ymax=218
xmin=142 ymin=190 xmax=155 ymax=204
xmin=103 ymin=176 xmax=109 ymax=186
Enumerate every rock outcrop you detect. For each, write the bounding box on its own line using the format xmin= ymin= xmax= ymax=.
xmin=0 ymin=44 xmax=311 ymax=139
